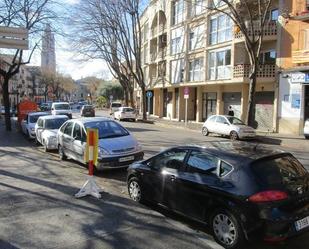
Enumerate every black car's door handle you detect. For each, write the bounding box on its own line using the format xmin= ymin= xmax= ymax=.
xmin=170 ymin=175 xmax=176 ymax=181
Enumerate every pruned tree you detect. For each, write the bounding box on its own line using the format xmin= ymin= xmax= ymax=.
xmin=40 ymin=69 xmax=54 ymax=102
xmin=71 ymin=0 xmax=147 ymax=119
xmin=0 ymin=0 xmax=57 ymax=131
xmin=83 ymin=76 xmax=102 ymax=104
xmin=206 ymin=0 xmax=274 ymax=127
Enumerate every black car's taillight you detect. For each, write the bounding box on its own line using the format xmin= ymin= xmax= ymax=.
xmin=248 ymin=190 xmax=288 ymax=203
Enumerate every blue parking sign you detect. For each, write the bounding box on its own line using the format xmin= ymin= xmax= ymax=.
xmin=147 ymin=91 xmax=153 ymax=98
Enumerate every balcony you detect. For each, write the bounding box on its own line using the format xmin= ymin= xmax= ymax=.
xmin=150 ymin=52 xmax=157 ymax=62
xmin=157 ymin=48 xmax=167 ymax=60
xmin=151 ymin=27 xmax=158 ymax=38
xmin=234 ymin=21 xmax=277 ymax=41
xmin=233 ymin=64 xmax=276 ymax=80
xmin=292 ymin=49 xmax=309 ymax=64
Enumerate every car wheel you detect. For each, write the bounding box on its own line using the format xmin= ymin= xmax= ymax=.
xmin=58 ymin=145 xmax=67 ymax=160
xmin=230 ymin=131 xmax=239 ymax=141
xmin=305 ymin=135 xmax=309 ymax=140
xmin=211 ymin=209 xmax=246 ymax=249
xmin=128 ymin=177 xmax=143 ymax=203
xmin=35 ymin=137 xmax=40 ymax=145
xmin=202 ymin=127 xmax=209 ymax=136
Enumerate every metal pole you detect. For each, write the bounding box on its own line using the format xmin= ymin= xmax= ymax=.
xmin=147 ymin=96 xmax=150 ymax=116
xmin=185 ymin=98 xmax=188 ymax=126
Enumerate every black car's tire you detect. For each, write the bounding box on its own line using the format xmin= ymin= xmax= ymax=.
xmin=202 ymin=127 xmax=209 ymax=136
xmin=128 ymin=177 xmax=143 ymax=203
xmin=230 ymin=131 xmax=239 ymax=141
xmin=210 ymin=209 xmax=246 ymax=249
xmin=305 ymin=135 xmax=309 ymax=140
xmin=58 ymin=145 xmax=67 ymax=160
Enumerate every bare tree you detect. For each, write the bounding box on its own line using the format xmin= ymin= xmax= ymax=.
xmin=71 ymin=0 xmax=147 ymax=119
xmin=0 ymin=0 xmax=57 ymax=131
xmin=203 ymin=0 xmax=274 ymax=127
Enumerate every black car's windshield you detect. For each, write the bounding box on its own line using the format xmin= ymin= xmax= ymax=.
xmin=30 ymin=115 xmax=46 ymax=123
xmin=54 ymin=104 xmax=70 ymax=110
xmin=45 ymin=118 xmax=68 ymax=129
xmin=227 ymin=117 xmax=245 ymax=125
xmin=251 ymin=155 xmax=308 ymax=188
xmin=84 ymin=121 xmax=129 ymax=139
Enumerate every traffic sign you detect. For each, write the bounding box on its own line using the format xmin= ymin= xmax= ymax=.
xmin=184 ymin=87 xmax=189 ymax=99
xmin=146 ymin=91 xmax=153 ymax=98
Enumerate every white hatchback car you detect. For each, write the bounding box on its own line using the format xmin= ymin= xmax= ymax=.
xmin=202 ymin=115 xmax=256 ymax=140
xmin=21 ymin=112 xmax=49 ymax=139
xmin=51 ymin=102 xmax=72 ymax=119
xmin=114 ymin=107 xmax=137 ymax=121
xmin=35 ymin=115 xmax=69 ymax=151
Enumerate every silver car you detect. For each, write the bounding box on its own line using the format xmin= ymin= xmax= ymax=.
xmin=202 ymin=115 xmax=256 ymax=140
xmin=57 ymin=117 xmax=144 ymax=170
xmin=35 ymin=115 xmax=69 ymax=151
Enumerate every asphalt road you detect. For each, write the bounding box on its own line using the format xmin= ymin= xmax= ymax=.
xmin=0 ymin=113 xmax=308 ymax=249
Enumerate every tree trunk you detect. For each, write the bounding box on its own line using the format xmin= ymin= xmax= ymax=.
xmin=123 ymin=89 xmax=129 ymax=106
xmin=247 ymin=63 xmax=258 ymax=128
xmin=2 ymin=77 xmax=12 ymax=131
xmin=140 ymin=85 xmax=147 ymax=120
xmin=129 ymin=88 xmax=135 ymax=109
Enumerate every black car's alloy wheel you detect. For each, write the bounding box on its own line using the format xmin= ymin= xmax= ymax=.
xmin=128 ymin=177 xmax=143 ymax=203
xmin=211 ymin=209 xmax=245 ymax=249
xmin=202 ymin=127 xmax=209 ymax=136
xmin=58 ymin=145 xmax=67 ymax=160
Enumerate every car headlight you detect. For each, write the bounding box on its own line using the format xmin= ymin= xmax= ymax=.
xmin=98 ymin=147 xmax=110 ymax=158
xmin=31 ymin=127 xmax=35 ymax=131
xmin=135 ymin=144 xmax=142 ymax=151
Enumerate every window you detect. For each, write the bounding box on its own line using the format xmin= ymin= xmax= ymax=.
xmin=210 ymin=0 xmax=226 ymax=8
xmin=219 ymin=161 xmax=233 ymax=177
xmin=37 ymin=119 xmax=43 ymax=128
xmin=189 ymin=58 xmax=204 ymax=82
xmin=73 ymin=123 xmax=82 ymax=140
xmin=45 ymin=118 xmax=68 ymax=129
xmin=171 ymin=27 xmax=184 ymax=54
xmin=187 ymin=150 xmax=218 ymax=174
xmin=84 ymin=121 xmax=129 ymax=139
xmin=151 ymin=149 xmax=187 ymax=170
xmin=64 ymin=122 xmax=74 ymax=136
xmin=171 ymin=59 xmax=185 ymax=83
xmin=189 ymin=24 xmax=205 ymax=50
xmin=172 ymin=0 xmax=184 ymax=25
xmin=216 ymin=116 xmax=227 ymax=124
xmin=208 ymin=48 xmax=231 ymax=80
xmin=192 ymin=0 xmax=205 ymax=16
xmin=209 ymin=14 xmax=232 ymax=45
xmin=259 ymin=50 xmax=276 ymax=64
xmin=271 ymin=9 xmax=279 ymax=21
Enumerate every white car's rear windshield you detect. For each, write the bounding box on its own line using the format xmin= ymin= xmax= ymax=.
xmin=54 ymin=104 xmax=70 ymax=110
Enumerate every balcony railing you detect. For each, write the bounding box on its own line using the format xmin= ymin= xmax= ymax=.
xmin=159 ymin=24 xmax=166 ymax=33
xmin=150 ymin=52 xmax=157 ymax=62
xmin=234 ymin=21 xmax=277 ymax=39
xmin=292 ymin=49 xmax=309 ymax=64
xmin=233 ymin=64 xmax=276 ymax=78
xmin=151 ymin=27 xmax=158 ymax=37
xmin=157 ymin=48 xmax=167 ymax=60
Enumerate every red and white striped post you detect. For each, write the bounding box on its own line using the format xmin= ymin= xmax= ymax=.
xmin=75 ymin=129 xmax=101 ymax=199
xmin=88 ymin=130 xmax=94 ymax=176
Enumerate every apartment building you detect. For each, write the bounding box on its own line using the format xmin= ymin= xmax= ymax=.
xmin=278 ymin=0 xmax=309 ymax=134
xmin=137 ymin=0 xmax=280 ymax=131
xmin=0 ymin=56 xmax=34 ymax=108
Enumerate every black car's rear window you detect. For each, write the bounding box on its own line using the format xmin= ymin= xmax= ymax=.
xmin=251 ymin=155 xmax=307 ymax=188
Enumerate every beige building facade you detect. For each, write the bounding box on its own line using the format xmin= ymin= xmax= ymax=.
xmin=137 ymin=0 xmax=280 ymax=131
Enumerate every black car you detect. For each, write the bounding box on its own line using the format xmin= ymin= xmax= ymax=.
xmin=127 ymin=143 xmax=309 ymax=249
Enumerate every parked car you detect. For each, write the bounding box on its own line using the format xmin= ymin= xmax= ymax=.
xmin=114 ymin=107 xmax=137 ymax=121
xmin=202 ymin=115 xmax=256 ymax=140
xmin=35 ymin=115 xmax=69 ymax=151
xmin=21 ymin=112 xmax=49 ymax=139
xmin=57 ymin=117 xmax=144 ymax=170
xmin=0 ymin=106 xmax=16 ymax=116
xmin=51 ymin=102 xmax=72 ymax=119
xmin=110 ymin=102 xmax=122 ymax=115
xmin=39 ymin=103 xmax=51 ymax=112
xmin=304 ymin=119 xmax=309 ymax=139
xmin=81 ymin=105 xmax=95 ymax=117
xmin=127 ymin=143 xmax=309 ymax=249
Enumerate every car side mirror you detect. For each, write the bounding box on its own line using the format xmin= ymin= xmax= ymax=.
xmin=224 ymin=122 xmax=229 ymax=125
